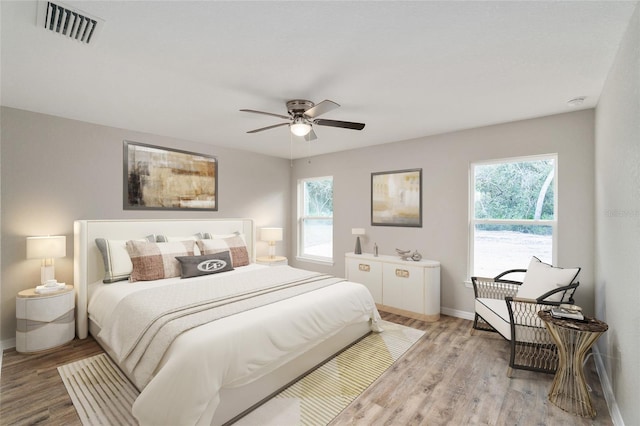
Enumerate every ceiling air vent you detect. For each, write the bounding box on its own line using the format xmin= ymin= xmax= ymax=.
xmin=36 ymin=1 xmax=104 ymax=45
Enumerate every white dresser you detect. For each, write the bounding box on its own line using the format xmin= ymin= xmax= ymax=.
xmin=345 ymin=252 xmax=441 ymax=321
xmin=16 ymin=285 xmax=75 ymax=353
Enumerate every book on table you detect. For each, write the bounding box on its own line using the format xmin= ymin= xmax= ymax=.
xmin=550 ymin=306 xmax=584 ymax=321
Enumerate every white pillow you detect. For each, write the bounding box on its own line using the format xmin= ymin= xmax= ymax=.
xmin=517 ymin=257 xmax=580 ymax=302
xmin=95 ymin=235 xmax=155 ymax=283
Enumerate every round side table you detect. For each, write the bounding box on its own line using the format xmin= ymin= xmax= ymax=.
xmin=538 ymin=310 xmax=608 ymax=418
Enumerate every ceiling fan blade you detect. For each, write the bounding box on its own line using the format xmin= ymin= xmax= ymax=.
xmin=240 ymin=109 xmax=290 ymax=120
xmin=246 ymin=122 xmax=290 ymax=133
xmin=304 ymin=100 xmax=340 ymax=119
xmin=314 ymin=118 xmax=365 ymax=131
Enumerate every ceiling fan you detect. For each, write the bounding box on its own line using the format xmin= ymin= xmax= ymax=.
xmin=240 ymin=99 xmax=365 ymax=141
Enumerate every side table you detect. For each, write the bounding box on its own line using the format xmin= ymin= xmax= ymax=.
xmin=16 ymin=285 xmax=75 ymax=353
xmin=538 ymin=310 xmax=608 ymax=418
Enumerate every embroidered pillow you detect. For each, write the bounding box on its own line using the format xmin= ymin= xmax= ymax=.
xmin=196 ymin=236 xmax=249 ymax=267
xmin=517 ymin=257 xmax=580 ymax=302
xmin=126 ymin=240 xmax=195 ymax=282
xmin=95 ymin=235 xmax=156 ymax=283
xmin=175 ymin=252 xmax=234 ymax=279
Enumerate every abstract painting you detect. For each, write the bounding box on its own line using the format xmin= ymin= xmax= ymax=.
xmin=371 ymin=168 xmax=422 ymax=227
xmin=124 ymin=141 xmax=217 ymax=210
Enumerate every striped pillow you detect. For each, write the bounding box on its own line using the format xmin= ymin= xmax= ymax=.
xmin=126 ymin=240 xmax=195 ymax=282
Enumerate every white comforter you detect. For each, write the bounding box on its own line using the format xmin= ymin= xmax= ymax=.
xmin=88 ymin=264 xmax=381 ymax=426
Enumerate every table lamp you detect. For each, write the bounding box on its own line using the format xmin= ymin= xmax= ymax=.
xmin=352 ymin=228 xmax=365 ymax=255
xmin=26 ymin=235 xmax=66 ymax=285
xmin=260 ymin=227 xmax=283 ymax=259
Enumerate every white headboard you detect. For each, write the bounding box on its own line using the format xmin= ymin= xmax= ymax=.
xmin=73 ymin=218 xmax=255 ymax=339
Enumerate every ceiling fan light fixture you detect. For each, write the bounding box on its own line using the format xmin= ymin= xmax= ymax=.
xmin=290 ymin=117 xmax=311 ymax=136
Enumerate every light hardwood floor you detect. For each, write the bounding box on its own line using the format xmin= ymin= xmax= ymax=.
xmin=1 ymin=312 xmax=612 ymax=425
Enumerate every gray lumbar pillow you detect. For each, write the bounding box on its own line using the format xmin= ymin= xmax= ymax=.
xmin=175 ymin=251 xmax=234 ymax=279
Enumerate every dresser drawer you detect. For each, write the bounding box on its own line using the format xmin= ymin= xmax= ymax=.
xmin=346 ymin=257 xmax=383 ymax=303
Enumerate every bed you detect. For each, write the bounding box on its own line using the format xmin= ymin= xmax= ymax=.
xmin=73 ymin=218 xmax=381 ymax=426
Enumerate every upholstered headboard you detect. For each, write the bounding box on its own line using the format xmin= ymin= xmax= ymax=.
xmin=73 ymin=218 xmax=255 ymax=338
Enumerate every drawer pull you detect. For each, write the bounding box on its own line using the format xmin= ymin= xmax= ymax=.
xmin=358 ymin=264 xmax=371 ymax=272
xmin=396 ymin=268 xmax=410 ymax=278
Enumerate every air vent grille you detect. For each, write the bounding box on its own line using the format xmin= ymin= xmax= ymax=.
xmin=37 ymin=1 xmax=103 ymax=45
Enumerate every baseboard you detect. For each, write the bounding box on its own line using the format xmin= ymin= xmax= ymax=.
xmin=593 ymin=345 xmax=625 ymax=426
xmin=441 ymin=307 xmax=474 ymax=321
xmin=2 ymin=337 xmax=16 ymax=351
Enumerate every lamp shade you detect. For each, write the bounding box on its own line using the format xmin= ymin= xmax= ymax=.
xmin=261 ymin=228 xmax=283 ymax=242
xmin=26 ymin=236 xmax=66 ymax=259
xmin=290 ymin=117 xmax=312 ymax=137
xmin=351 ymin=228 xmax=365 ymax=236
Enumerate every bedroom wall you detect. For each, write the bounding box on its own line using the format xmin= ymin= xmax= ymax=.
xmin=0 ymin=107 xmax=290 ymax=345
xmin=594 ymin=3 xmax=640 ymax=425
xmin=290 ymin=109 xmax=595 ymax=320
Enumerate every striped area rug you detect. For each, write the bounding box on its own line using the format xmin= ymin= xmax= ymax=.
xmin=58 ymin=320 xmax=424 ymax=426
xmin=58 ymin=353 xmax=138 ymax=425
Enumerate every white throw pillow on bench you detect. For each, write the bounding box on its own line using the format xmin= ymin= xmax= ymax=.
xmin=517 ymin=257 xmax=580 ymax=302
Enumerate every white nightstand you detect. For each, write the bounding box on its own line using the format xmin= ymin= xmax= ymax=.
xmin=16 ymin=285 xmax=75 ymax=353
xmin=256 ymin=256 xmax=288 ymax=266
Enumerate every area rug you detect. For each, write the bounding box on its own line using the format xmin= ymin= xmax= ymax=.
xmin=58 ymin=320 xmax=424 ymax=426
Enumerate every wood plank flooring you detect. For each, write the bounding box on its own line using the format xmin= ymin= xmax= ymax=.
xmin=1 ymin=312 xmax=612 ymax=425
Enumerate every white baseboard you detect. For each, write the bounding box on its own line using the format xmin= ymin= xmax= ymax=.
xmin=2 ymin=337 xmax=16 ymax=351
xmin=593 ymin=345 xmax=625 ymax=426
xmin=441 ymin=307 xmax=475 ymax=321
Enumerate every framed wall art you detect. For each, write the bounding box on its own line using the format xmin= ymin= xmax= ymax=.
xmin=124 ymin=141 xmax=218 ymax=211
xmin=371 ymin=168 xmax=422 ymax=227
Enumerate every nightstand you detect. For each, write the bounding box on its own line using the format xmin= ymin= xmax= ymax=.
xmin=16 ymin=285 xmax=75 ymax=353
xmin=256 ymin=256 xmax=288 ymax=266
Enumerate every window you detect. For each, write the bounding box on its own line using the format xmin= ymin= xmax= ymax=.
xmin=298 ymin=176 xmax=333 ymax=263
xmin=469 ymin=154 xmax=557 ymax=278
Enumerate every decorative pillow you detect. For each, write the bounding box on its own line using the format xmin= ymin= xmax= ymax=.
xmin=95 ymin=235 xmax=156 ymax=283
xmin=155 ymin=235 xmax=202 ymax=255
xmin=175 ymin=252 xmax=234 ymax=279
xmin=126 ymin=240 xmax=196 ymax=282
xmin=197 ymin=235 xmax=249 ymax=267
xmin=517 ymin=257 xmax=580 ymax=302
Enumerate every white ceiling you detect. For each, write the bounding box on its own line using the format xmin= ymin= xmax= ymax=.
xmin=1 ymin=1 xmax=637 ymax=159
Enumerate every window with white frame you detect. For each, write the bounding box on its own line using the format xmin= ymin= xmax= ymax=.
xmin=298 ymin=176 xmax=333 ymax=262
xmin=469 ymin=154 xmax=557 ymax=278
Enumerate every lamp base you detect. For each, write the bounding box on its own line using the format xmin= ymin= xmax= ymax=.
xmin=354 ymin=236 xmax=362 ymax=255
xmin=41 ymin=264 xmax=55 ymax=285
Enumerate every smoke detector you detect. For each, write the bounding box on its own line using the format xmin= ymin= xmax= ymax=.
xmin=567 ymin=96 xmax=586 ymax=107
xmin=36 ymin=1 xmax=104 ymax=45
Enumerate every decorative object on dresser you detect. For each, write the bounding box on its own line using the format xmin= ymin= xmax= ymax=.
xmin=26 ymin=235 xmax=66 ymax=287
xmin=371 ymin=168 xmax=422 ymax=227
xmin=345 ymin=252 xmax=440 ymax=321
xmin=123 ymin=141 xmax=218 ymax=211
xmin=352 ymin=228 xmax=365 ymax=254
xmin=395 ymin=248 xmax=422 ymax=261
xmin=260 ymin=227 xmax=283 ymax=259
xmin=16 ymin=285 xmax=75 ymax=353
